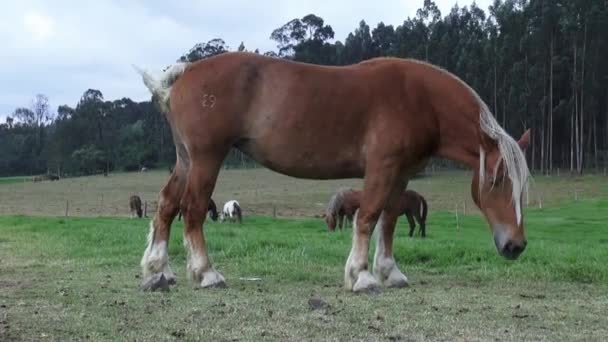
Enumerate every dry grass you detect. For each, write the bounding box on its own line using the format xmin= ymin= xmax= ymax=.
xmin=0 ymin=169 xmax=606 ymax=218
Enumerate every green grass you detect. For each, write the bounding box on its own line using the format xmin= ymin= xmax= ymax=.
xmin=1 ymin=199 xmax=607 ymax=341
xmin=0 ymin=176 xmax=29 ymax=185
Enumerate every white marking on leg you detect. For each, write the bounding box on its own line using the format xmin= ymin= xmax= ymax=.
xmin=344 ymin=210 xmax=379 ymax=292
xmin=373 ymin=214 xmax=409 ymax=288
xmin=183 ymin=232 xmax=226 ymax=287
xmin=183 ymin=233 xmax=207 ymax=283
xmin=141 ymin=220 xmax=171 ymax=280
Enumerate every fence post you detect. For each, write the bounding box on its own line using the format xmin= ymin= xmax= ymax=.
xmin=273 ymin=205 xmax=277 ymax=218
xmin=455 ymin=205 xmax=459 ymax=230
xmin=65 ymin=200 xmax=69 ymax=217
xmin=144 ymin=201 xmax=148 ymax=218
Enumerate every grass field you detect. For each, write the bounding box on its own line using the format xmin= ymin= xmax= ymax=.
xmin=0 ymin=176 xmax=30 ymax=186
xmin=0 ymin=169 xmax=607 ymax=217
xmin=1 ymin=197 xmax=607 ymax=341
xmin=1 ymin=170 xmax=607 ymax=341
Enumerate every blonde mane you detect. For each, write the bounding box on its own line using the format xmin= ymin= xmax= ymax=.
xmin=478 ymin=102 xmax=530 ymax=224
xmin=408 ymin=59 xmax=530 ymax=224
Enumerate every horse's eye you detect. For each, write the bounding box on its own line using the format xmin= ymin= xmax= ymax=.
xmin=491 ymin=174 xmax=504 ymax=187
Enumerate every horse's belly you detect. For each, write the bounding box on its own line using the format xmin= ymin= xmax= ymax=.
xmin=236 ymin=138 xmax=364 ymax=180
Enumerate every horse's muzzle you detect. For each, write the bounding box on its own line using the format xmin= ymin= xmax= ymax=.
xmin=493 ymin=226 xmax=527 ymax=260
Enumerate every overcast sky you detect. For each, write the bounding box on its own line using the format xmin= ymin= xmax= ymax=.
xmin=0 ymin=0 xmax=493 ymax=119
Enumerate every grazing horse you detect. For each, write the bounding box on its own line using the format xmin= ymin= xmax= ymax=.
xmin=324 ymin=189 xmax=428 ymax=237
xmin=178 ymin=198 xmax=218 ymax=222
xmin=398 ymin=190 xmax=428 ymax=238
xmin=135 ymin=52 xmax=530 ymax=292
xmin=324 ymin=188 xmax=361 ymax=231
xmin=220 ymin=200 xmax=242 ymax=223
xmin=129 ymin=195 xmax=143 ymax=218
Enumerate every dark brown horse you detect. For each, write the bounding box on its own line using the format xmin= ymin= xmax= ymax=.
xmin=135 ymin=52 xmax=530 ymax=292
xmin=177 ymin=198 xmax=218 ymax=222
xmin=324 ymin=189 xmax=428 ymax=238
xmin=398 ymin=190 xmax=428 ymax=238
xmin=129 ymin=195 xmax=143 ymax=218
xmin=324 ymin=188 xmax=361 ymax=231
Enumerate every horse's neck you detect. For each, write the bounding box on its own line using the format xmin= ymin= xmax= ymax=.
xmin=434 ymin=103 xmax=482 ymax=169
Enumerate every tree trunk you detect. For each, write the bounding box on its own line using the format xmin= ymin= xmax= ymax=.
xmin=593 ymin=110 xmax=598 ymax=170
xmin=494 ymin=56 xmax=498 ymax=117
xmin=578 ymin=22 xmax=587 ymax=174
xmin=571 ymin=40 xmax=577 ymax=174
xmin=540 ymin=112 xmax=545 ymax=174
xmin=549 ymin=35 xmax=554 ymax=175
xmin=570 ymin=110 xmax=574 ymax=173
xmin=540 ymin=63 xmax=546 ymax=174
xmin=531 ymin=122 xmax=536 ymax=172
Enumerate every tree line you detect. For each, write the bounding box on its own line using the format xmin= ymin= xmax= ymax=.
xmin=1 ymin=0 xmax=606 ymax=177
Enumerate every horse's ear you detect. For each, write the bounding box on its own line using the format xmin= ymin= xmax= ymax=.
xmin=518 ymin=129 xmax=531 ymax=151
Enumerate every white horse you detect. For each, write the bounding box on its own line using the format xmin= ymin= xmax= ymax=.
xmin=220 ymin=200 xmax=242 ymax=223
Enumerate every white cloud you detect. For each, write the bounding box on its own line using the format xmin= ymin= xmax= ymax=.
xmin=0 ymin=0 xmax=492 ymax=119
xmin=23 ymin=11 xmax=54 ymax=41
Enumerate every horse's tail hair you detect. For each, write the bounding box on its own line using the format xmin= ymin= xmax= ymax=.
xmin=132 ymin=63 xmax=188 ymax=113
xmin=420 ymin=195 xmax=428 ymax=222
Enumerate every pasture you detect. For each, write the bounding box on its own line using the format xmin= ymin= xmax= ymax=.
xmin=0 ymin=169 xmax=606 ymax=218
xmin=1 ymin=170 xmax=607 ymax=341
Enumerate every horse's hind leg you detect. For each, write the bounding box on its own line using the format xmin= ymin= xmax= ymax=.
xmin=417 ymin=213 xmax=426 ymax=238
xmin=406 ymin=213 xmax=416 ymax=237
xmin=338 ymin=213 xmax=345 ymax=230
xmin=373 ymin=189 xmax=409 ymax=288
xmin=344 ymin=160 xmax=403 ymax=292
xmin=140 ymin=165 xmax=186 ymax=290
xmin=181 ymin=154 xmax=226 ymax=288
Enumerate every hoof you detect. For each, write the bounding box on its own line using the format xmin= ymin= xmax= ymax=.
xmin=140 ymin=273 xmax=170 ymax=292
xmin=376 ymin=267 xmax=409 ymax=288
xmin=200 ymin=269 xmax=227 ymax=289
xmin=385 ymin=272 xmax=409 ymax=288
xmin=352 ymin=271 xmax=381 ymax=293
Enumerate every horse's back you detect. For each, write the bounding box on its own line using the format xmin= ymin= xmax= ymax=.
xmin=169 ymin=53 xmax=446 ymax=180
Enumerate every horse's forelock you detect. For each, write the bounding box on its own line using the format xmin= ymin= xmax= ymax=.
xmin=478 ymin=103 xmax=530 ymax=225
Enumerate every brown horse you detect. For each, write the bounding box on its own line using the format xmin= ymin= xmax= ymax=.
xmin=324 ymin=188 xmax=361 ymax=231
xmin=135 ymin=52 xmax=530 ymax=292
xmin=324 ymin=189 xmax=428 ymax=238
xmin=129 ymin=195 xmax=143 ymax=218
xmin=398 ymin=190 xmax=428 ymax=238
xmin=177 ymin=198 xmax=218 ymax=222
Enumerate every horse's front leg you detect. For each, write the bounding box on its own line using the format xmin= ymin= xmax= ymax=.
xmin=344 ymin=161 xmax=403 ymax=292
xmin=373 ymin=197 xmax=409 ymax=288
